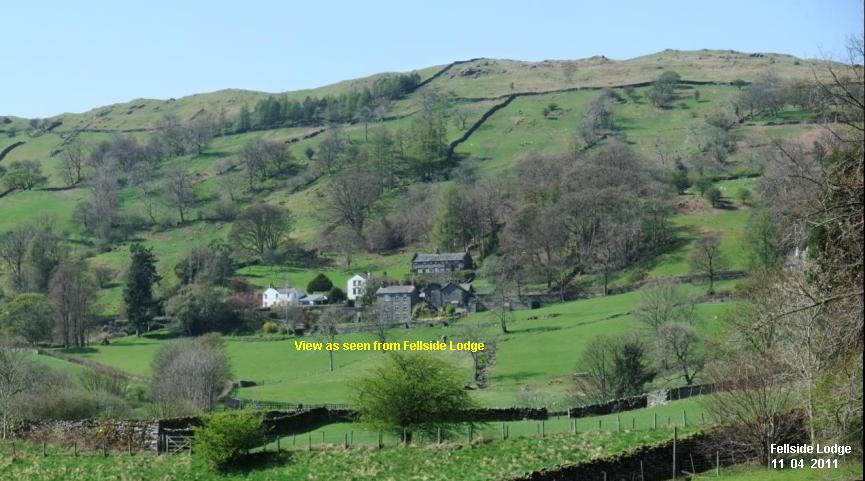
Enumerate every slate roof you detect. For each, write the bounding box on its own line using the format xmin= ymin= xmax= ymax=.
xmin=412 ymin=252 xmax=469 ymax=263
xmin=376 ymin=285 xmax=417 ymax=295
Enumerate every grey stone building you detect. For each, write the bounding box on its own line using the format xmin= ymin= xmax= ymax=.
xmin=410 ymin=252 xmax=473 ymax=274
xmin=421 ymin=282 xmax=475 ymax=312
xmin=376 ymin=285 xmax=418 ymax=322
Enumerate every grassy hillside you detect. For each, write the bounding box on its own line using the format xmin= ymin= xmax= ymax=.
xmin=0 ymin=50 xmax=819 ymax=409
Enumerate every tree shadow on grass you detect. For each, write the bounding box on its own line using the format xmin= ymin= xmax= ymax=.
xmin=215 ymin=451 xmax=294 ymax=475
xmin=511 ymin=326 xmax=563 ymax=335
xmin=142 ymin=329 xmax=184 ymax=340
xmin=61 ymin=347 xmax=98 ymax=354
xmin=491 ymin=371 xmax=545 ymax=383
xmin=634 ymin=223 xmax=701 ymax=273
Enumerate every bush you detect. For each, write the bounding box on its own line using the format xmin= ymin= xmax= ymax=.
xmin=412 ymin=303 xmax=431 ymax=319
xmin=211 ymin=200 xmax=238 ymax=221
xmin=736 ymin=187 xmax=752 ymax=205
xmin=705 ymin=186 xmax=723 ymax=208
xmin=78 ymin=366 xmax=129 ymax=398
xmin=306 ymin=273 xmax=333 ymax=293
xmin=670 ymin=169 xmax=690 ymax=194
xmin=327 ymin=286 xmax=346 ymax=304
xmin=693 ymin=177 xmax=713 ymax=196
xmin=21 ymin=389 xmax=130 ymax=420
xmin=261 ymin=321 xmax=279 ymax=334
xmin=353 ymin=352 xmax=476 ymax=441
xmin=193 ymin=411 xmax=264 ymax=471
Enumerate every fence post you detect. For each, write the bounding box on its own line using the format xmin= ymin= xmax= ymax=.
xmin=42 ymin=441 xmax=46 ymax=457
xmin=632 ymin=417 xmax=635 ymax=431
xmin=653 ymin=412 xmax=657 ymax=430
xmin=598 ymin=419 xmax=602 ymax=431
xmin=541 ymin=421 xmax=545 ymax=439
xmin=277 ymin=437 xmax=280 ymax=453
xmin=128 ymin=434 xmax=133 ymax=456
xmin=701 ymin=412 xmax=706 ymax=424
xmin=378 ymin=431 xmax=383 ymax=449
xmin=321 ymin=431 xmax=325 ymax=445
xmin=616 ymin=414 xmax=621 ymax=432
xmin=716 ymin=451 xmax=720 ymax=476
xmin=344 ymin=433 xmax=348 ymax=449
xmin=437 ymin=427 xmax=441 ymax=444
xmin=501 ymin=423 xmax=505 ymax=440
xmin=350 ymin=431 xmax=353 ymax=446
xmin=672 ymin=426 xmax=677 ymax=480
xmin=308 ymin=433 xmax=311 ymax=451
xmin=103 ymin=439 xmax=108 ymax=457
xmin=683 ymin=410 xmax=687 ymax=427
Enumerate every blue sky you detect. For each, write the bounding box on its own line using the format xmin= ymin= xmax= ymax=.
xmin=2 ymin=0 xmax=862 ymax=118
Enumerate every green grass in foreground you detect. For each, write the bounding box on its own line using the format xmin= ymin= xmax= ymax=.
xmin=266 ymin=397 xmax=709 ymax=449
xmin=0 ymin=427 xmax=695 ymax=481
xmin=692 ymin=463 xmax=863 ymax=481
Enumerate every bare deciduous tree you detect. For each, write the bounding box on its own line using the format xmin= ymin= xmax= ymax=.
xmin=165 ymin=167 xmax=196 ymax=224
xmin=228 ymin=204 xmax=292 ymax=259
xmin=689 ymin=233 xmax=727 ymax=294
xmin=633 ymin=284 xmax=697 ymax=332
xmin=60 ymin=138 xmax=86 ymax=186
xmin=0 ymin=343 xmax=36 ymax=438
xmin=49 ymin=261 xmax=97 ymax=348
xmin=150 ymin=335 xmax=231 ymax=417
xmin=325 ymin=172 xmax=380 ymax=236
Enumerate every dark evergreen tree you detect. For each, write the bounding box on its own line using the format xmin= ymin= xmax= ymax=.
xmin=123 ymin=243 xmax=162 ymax=336
xmin=306 ymin=273 xmax=333 ymax=293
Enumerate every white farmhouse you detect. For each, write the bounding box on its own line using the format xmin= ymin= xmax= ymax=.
xmin=261 ymin=285 xmax=326 ymax=308
xmin=347 ymin=273 xmax=370 ymax=301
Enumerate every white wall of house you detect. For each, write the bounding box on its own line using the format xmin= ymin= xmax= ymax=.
xmin=347 ymin=274 xmax=367 ymax=301
xmin=262 ymin=287 xmax=289 ymax=308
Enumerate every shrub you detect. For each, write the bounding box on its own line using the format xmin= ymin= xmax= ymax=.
xmin=262 ymin=321 xmax=279 ymax=334
xmin=211 ymin=200 xmax=238 ymax=221
xmin=736 ymin=187 xmax=752 ymax=205
xmin=306 ymin=273 xmax=333 ymax=293
xmin=22 ymin=389 xmax=130 ymax=420
xmin=327 ymin=286 xmax=346 ymax=304
xmin=693 ymin=177 xmax=713 ymax=196
xmin=78 ymin=366 xmax=129 ymax=397
xmin=193 ymin=411 xmax=264 ymax=470
xmin=353 ymin=352 xmax=476 ymax=442
xmin=412 ymin=303 xmax=431 ymax=319
xmin=705 ymin=186 xmax=723 ymax=208
xmin=670 ymin=169 xmax=690 ymax=194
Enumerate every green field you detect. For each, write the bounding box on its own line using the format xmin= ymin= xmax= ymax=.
xmin=267 ymin=397 xmax=709 ymax=449
xmin=64 ymin=286 xmax=732 ymax=407
xmin=0 ymin=426 xmax=698 ymax=481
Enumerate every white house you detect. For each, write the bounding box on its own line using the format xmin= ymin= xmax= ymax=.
xmin=347 ymin=273 xmax=370 ymax=301
xmin=261 ymin=285 xmax=326 ymax=308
